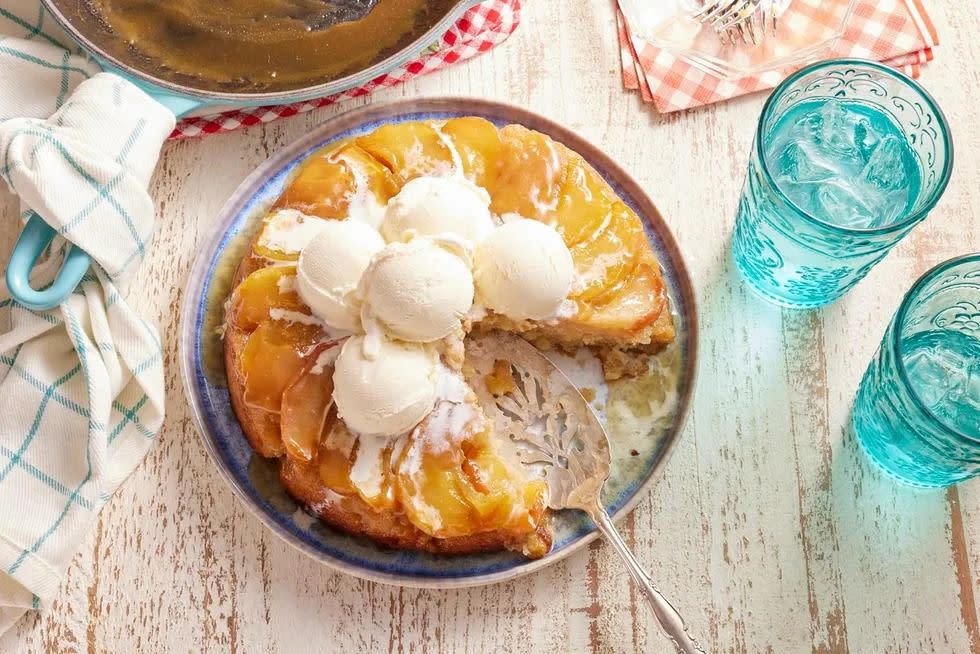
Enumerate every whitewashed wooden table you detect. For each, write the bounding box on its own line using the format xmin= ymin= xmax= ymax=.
xmin=2 ymin=2 xmax=979 ymax=652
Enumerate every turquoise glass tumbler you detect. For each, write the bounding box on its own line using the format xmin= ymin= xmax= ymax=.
xmin=732 ymin=59 xmax=953 ymax=308
xmin=853 ymin=254 xmax=980 ymax=487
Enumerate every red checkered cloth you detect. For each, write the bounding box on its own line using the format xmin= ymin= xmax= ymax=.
xmin=618 ymin=0 xmax=938 ymax=113
xmin=170 ymin=0 xmax=520 ymax=139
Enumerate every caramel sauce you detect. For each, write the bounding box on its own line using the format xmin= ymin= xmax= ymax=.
xmin=87 ymin=0 xmax=457 ymax=92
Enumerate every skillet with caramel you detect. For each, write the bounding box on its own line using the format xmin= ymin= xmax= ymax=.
xmin=59 ymin=0 xmax=459 ymax=93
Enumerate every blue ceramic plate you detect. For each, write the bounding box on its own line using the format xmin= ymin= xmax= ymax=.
xmin=179 ymin=98 xmax=699 ymax=587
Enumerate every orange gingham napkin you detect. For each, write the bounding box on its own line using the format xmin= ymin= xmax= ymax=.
xmin=618 ymin=0 xmax=939 ymax=113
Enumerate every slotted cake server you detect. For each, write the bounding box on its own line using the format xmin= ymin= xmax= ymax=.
xmin=467 ymin=332 xmax=704 ymax=654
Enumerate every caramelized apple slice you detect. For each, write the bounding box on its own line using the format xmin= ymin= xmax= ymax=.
xmin=356 ymin=122 xmax=455 ymax=182
xmin=332 ymin=144 xmax=400 ymax=206
xmin=580 ymin=262 xmax=672 ymax=338
xmin=256 ymin=144 xmax=398 ymax=261
xmin=350 ymin=438 xmax=396 ymax=511
xmin=314 ymin=418 xmax=401 ymax=511
xmin=231 ymin=265 xmax=308 ymax=332
xmin=456 ymin=438 xmax=530 ymax=525
xmin=394 ymin=402 xmax=546 ymax=538
xmin=274 ymin=150 xmax=356 ymax=219
xmin=489 ymin=125 xmax=568 ymax=221
xmin=467 ymin=441 xmax=549 ymax=540
xmin=568 ymin=202 xmax=644 ymax=305
xmin=551 ymin=156 xmax=617 ymax=248
xmin=253 ymin=211 xmax=327 ymax=262
xmin=241 ymin=321 xmax=322 ymax=412
xmin=439 ymin=117 xmax=503 ymax=189
xmin=318 ymin=419 xmax=358 ymax=495
xmin=460 ymin=435 xmax=547 ymax=533
xmin=281 ymin=342 xmax=337 ymax=462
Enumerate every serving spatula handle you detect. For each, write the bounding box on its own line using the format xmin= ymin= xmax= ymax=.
xmin=587 ymin=499 xmax=706 ymax=654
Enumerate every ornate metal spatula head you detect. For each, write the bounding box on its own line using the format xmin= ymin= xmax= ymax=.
xmin=466 ymin=332 xmax=705 ymax=654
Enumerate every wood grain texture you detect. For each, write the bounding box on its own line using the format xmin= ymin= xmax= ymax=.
xmin=2 ymin=1 xmax=979 ymax=652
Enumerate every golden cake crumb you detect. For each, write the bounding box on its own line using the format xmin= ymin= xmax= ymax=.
xmin=600 ymin=348 xmax=650 ymax=381
xmin=485 ymin=359 xmax=518 ymax=396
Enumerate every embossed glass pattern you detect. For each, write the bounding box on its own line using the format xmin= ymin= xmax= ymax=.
xmin=732 ymin=59 xmax=953 ymax=308
xmin=853 ymin=254 xmax=980 ymax=488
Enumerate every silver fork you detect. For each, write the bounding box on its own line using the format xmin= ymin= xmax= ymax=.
xmin=694 ymin=0 xmax=784 ymax=45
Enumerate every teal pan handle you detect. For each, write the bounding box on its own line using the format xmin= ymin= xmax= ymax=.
xmin=6 ymin=212 xmax=91 ymax=310
xmin=144 ymin=88 xmax=208 ymax=117
xmin=5 ymin=84 xmax=208 ymax=310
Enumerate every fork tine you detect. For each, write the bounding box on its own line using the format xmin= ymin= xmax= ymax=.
xmin=713 ymin=0 xmax=756 ymax=30
xmin=755 ymin=1 xmax=766 ymax=35
xmin=695 ymin=0 xmax=727 ymax=20
xmin=759 ymin=0 xmax=772 ymax=35
xmin=698 ymin=0 xmax=780 ymax=45
xmin=705 ymin=0 xmax=743 ymax=22
xmin=722 ymin=23 xmax=740 ymax=45
xmin=692 ymin=0 xmax=721 ymax=20
xmin=746 ymin=16 xmax=758 ymax=44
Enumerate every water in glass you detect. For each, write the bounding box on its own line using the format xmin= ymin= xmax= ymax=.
xmin=902 ymin=330 xmax=980 ymax=438
xmin=766 ymin=98 xmax=921 ymax=230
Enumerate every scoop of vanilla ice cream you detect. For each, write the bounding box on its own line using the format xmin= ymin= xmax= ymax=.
xmin=296 ymin=220 xmax=385 ymax=331
xmin=360 ymin=239 xmax=474 ymax=342
xmin=473 ymin=218 xmax=574 ymax=320
xmin=381 ymin=176 xmax=495 ymax=245
xmin=332 ymin=336 xmax=437 ymax=436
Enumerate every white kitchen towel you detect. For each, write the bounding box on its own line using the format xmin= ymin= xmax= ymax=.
xmin=0 ymin=1 xmax=174 ymax=633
